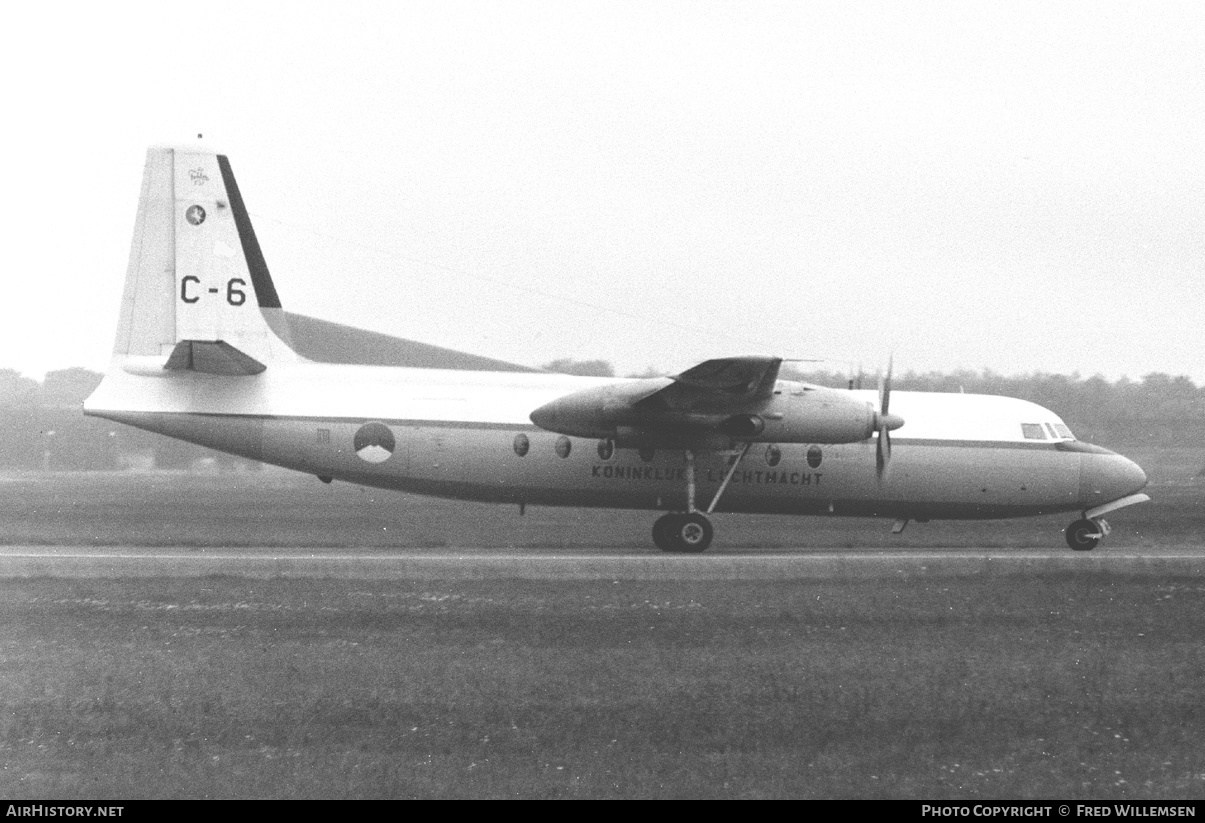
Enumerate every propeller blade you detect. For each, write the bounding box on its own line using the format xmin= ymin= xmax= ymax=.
xmin=875 ymin=355 xmax=895 ymax=481
xmin=878 ymin=355 xmax=893 ymax=416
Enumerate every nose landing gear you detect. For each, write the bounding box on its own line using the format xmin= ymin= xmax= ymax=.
xmin=1063 ymin=493 xmax=1150 ymax=551
xmin=1065 ymin=517 xmax=1110 ymax=551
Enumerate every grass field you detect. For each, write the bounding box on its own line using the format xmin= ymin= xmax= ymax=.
xmin=0 ymin=452 xmax=1203 ymax=799
xmin=4 ymin=574 xmax=1205 ymax=799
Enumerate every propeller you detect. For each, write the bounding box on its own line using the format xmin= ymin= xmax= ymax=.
xmin=874 ymin=356 xmax=904 ymax=480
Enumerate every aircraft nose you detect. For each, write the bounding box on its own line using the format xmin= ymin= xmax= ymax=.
xmin=1080 ymin=452 xmax=1148 ymax=505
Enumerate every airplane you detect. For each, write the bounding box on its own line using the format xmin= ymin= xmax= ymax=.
xmin=84 ymin=146 xmax=1151 ymax=553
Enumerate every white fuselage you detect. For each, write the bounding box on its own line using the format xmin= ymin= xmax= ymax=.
xmin=84 ymin=361 xmax=1148 ymax=521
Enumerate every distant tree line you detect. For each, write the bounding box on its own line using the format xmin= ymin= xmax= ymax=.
xmin=541 ymin=359 xmax=616 ymax=377
xmin=1 ymin=363 xmax=1200 ymax=471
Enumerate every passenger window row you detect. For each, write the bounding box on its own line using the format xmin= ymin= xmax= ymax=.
xmin=511 ymin=436 xmax=823 ymax=467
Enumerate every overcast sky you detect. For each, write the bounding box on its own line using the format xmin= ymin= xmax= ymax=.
xmin=2 ymin=1 xmax=1203 ymax=382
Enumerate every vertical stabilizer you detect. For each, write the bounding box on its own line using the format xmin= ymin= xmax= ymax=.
xmin=114 ymin=149 xmax=175 ymax=358
xmin=112 ymin=146 xmax=295 ymax=370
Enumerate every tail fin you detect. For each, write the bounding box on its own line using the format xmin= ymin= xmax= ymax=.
xmin=113 ymin=146 xmax=295 ymax=372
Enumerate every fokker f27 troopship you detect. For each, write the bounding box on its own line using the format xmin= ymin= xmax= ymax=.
xmin=84 ymin=147 xmax=1150 ymax=553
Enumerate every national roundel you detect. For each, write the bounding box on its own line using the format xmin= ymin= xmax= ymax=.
xmin=353 ymin=422 xmax=395 ymax=463
xmin=185 ymin=205 xmax=206 ymax=226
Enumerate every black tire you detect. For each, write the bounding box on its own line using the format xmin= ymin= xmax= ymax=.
xmin=652 ymin=514 xmax=681 ymax=551
xmin=672 ymin=512 xmax=714 ymax=553
xmin=1065 ymin=518 xmax=1101 ymax=551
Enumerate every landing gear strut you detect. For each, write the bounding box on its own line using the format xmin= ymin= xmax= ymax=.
xmin=651 ymin=444 xmax=751 ymax=553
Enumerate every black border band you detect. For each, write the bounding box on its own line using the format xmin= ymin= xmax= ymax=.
xmin=217 ymin=154 xmax=282 ymax=309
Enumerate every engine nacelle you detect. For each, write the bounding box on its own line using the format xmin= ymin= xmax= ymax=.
xmin=528 ymin=379 xmax=670 ymax=439
xmin=530 ymin=379 xmax=899 ymax=445
xmin=760 ymin=389 xmax=879 ymax=444
xmin=718 ymin=414 xmax=765 ymax=437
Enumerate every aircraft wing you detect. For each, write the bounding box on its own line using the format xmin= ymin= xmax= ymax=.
xmin=530 ymin=353 xmax=884 ymax=446
xmin=636 ymin=355 xmax=782 ymax=411
xmin=530 ymin=356 xmax=786 ymax=442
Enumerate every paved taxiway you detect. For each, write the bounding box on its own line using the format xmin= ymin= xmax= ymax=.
xmin=2 ymin=546 xmax=1204 ymax=579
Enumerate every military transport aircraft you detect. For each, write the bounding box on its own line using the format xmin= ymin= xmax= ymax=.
xmin=84 ymin=146 xmax=1151 ymax=553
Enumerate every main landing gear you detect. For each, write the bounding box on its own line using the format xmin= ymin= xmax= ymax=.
xmin=651 ymin=444 xmax=751 ymax=554
xmin=1065 ymin=517 xmax=1109 ymax=551
xmin=653 ymin=512 xmax=714 ymax=553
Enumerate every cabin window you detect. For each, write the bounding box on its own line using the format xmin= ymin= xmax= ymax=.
xmin=765 ymin=445 xmax=782 ymax=467
xmin=1044 ymin=423 xmax=1059 ymax=439
xmin=555 ymin=436 xmax=572 ymax=459
xmin=597 ymin=439 xmax=614 ymax=460
xmin=638 ymin=447 xmax=655 ymax=463
xmin=513 ymin=433 xmax=530 ymax=457
xmin=1020 ymin=423 xmax=1047 ymax=440
xmin=807 ymin=445 xmax=823 ymax=468
xmin=1054 ymin=423 xmax=1075 ymax=440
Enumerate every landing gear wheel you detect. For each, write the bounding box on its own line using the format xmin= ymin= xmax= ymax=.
xmin=651 ymin=512 xmax=715 ymax=553
xmin=652 ymin=514 xmax=682 ymax=551
xmin=1065 ymin=518 xmax=1101 ymax=551
xmin=672 ymin=513 xmax=714 ymax=553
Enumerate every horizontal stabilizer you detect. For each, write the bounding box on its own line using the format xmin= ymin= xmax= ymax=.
xmin=164 ymin=340 xmax=267 ymax=376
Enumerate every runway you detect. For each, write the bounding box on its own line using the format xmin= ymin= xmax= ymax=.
xmin=2 ymin=545 xmax=1205 ymax=579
